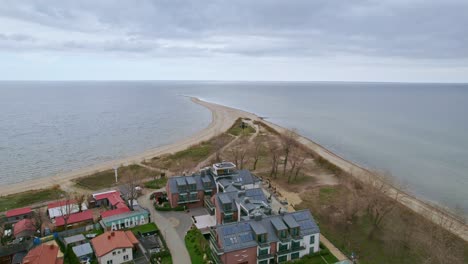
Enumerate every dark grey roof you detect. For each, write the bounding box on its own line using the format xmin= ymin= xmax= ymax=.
xmin=283 ymin=214 xmax=300 ymax=228
xmin=249 ymin=221 xmax=267 ymax=235
xmin=168 ymin=174 xmax=215 ymax=194
xmin=219 ymin=194 xmax=232 ymax=205
xmin=186 ymin=177 xmax=196 ymax=185
xmin=271 ymin=217 xmax=287 ymax=231
xmin=215 ymin=210 xmax=319 ymax=252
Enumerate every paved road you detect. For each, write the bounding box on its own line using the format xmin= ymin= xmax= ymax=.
xmin=138 ymin=191 xmax=191 ymax=264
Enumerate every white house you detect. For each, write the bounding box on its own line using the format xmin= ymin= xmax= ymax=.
xmin=91 ymin=231 xmax=139 ymax=264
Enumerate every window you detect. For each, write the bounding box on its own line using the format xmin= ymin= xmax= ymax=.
xmin=189 ymin=192 xmax=198 ymax=201
xmin=310 ymin=235 xmax=315 ymax=244
xmin=257 ymin=234 xmax=267 ymax=243
xmin=258 ymin=260 xmax=268 ymax=264
xmin=291 ymin=252 xmax=299 ymax=260
xmin=291 ymin=240 xmax=300 ymax=250
xmin=123 ymin=249 xmax=126 ymax=253
xmin=112 ymin=252 xmax=116 ymax=256
xmin=123 ymin=255 xmax=129 ymax=261
xmin=278 ymin=243 xmax=288 ymax=252
xmin=279 ymin=229 xmax=287 ymax=238
xmin=290 ymin=228 xmax=299 ymax=236
xmin=107 ymin=260 xmax=113 ymax=264
xmin=258 ymin=248 xmax=269 ymax=256
xmin=278 ymin=255 xmax=287 ymax=263
xmin=223 ymin=203 xmax=232 ymax=211
xmin=309 ymin=247 xmax=315 ymax=255
xmin=179 ymin=193 xmax=187 ymax=201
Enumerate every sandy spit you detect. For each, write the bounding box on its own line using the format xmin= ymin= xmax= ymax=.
xmin=1 ymin=97 xmax=466 ymax=241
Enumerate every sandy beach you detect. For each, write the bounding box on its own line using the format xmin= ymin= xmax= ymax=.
xmin=1 ymin=97 xmax=466 ymax=242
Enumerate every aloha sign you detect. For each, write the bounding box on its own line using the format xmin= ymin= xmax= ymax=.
xmin=110 ymin=215 xmax=147 ymax=231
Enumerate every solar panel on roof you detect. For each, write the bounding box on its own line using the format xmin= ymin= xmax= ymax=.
xmin=224 ymin=237 xmax=232 ymax=247
xmin=300 ymin=221 xmax=315 ymax=230
xmin=293 ymin=211 xmax=310 ymax=221
xmin=223 ymin=226 xmax=234 ymax=235
xmin=239 ymin=233 xmax=253 ymax=243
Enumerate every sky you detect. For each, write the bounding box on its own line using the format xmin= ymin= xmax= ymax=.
xmin=0 ymin=0 xmax=467 ymax=82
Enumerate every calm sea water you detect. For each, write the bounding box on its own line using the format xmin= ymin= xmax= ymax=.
xmin=1 ymin=81 xmax=467 ymax=214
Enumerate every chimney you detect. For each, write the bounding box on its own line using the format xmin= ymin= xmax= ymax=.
xmin=49 ymin=244 xmax=54 ymax=249
xmin=111 ymin=231 xmax=115 ymax=236
xmin=108 ymin=235 xmax=111 ymax=240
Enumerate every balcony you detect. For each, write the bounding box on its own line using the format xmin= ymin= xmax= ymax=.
xmin=209 ymin=229 xmax=224 ymax=255
xmin=257 ymin=253 xmax=274 ymax=260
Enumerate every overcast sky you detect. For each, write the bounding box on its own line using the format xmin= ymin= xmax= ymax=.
xmin=0 ymin=0 xmax=467 ymax=82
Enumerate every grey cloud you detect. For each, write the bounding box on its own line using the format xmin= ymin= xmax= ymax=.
xmin=0 ymin=0 xmax=467 ymax=60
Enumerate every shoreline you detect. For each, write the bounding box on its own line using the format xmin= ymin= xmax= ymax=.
xmin=1 ymin=97 xmax=466 ymax=241
xmin=0 ymin=97 xmax=256 ymax=196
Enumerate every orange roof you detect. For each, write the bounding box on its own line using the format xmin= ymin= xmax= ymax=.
xmin=125 ymin=231 xmax=139 ymax=245
xmin=91 ymin=231 xmax=136 ymax=257
xmin=23 ymin=243 xmax=62 ymax=264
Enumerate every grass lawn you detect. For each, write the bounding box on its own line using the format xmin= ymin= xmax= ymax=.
xmin=73 ymin=164 xmax=156 ymax=190
xmin=144 ymin=177 xmax=168 ymax=189
xmin=131 ymin=222 xmax=158 ymax=235
xmin=185 ymin=228 xmax=210 ymax=264
xmin=0 ymin=188 xmax=64 ymax=212
xmin=144 ymin=133 xmax=233 ymax=171
xmin=228 ymin=118 xmax=256 ymax=136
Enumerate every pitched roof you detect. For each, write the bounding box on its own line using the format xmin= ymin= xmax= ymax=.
xmin=55 ymin=210 xmax=93 ymax=227
xmin=215 ymin=210 xmax=319 ymax=252
xmin=64 ymin=234 xmax=86 ymax=245
xmin=48 ymin=200 xmax=77 ymax=209
xmin=101 ymin=207 xmax=131 ymax=219
xmin=13 ymin=219 xmax=35 ymax=237
xmin=22 ymin=243 xmax=62 ymax=264
xmin=6 ymin=207 xmax=32 ymax=218
xmin=72 ymin=243 xmax=93 ymax=257
xmin=91 ymin=231 xmax=136 ymax=257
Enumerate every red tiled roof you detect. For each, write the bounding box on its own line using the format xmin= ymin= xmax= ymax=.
xmin=48 ymin=200 xmax=77 ymax=209
xmin=125 ymin=231 xmax=139 ymax=245
xmin=55 ymin=210 xmax=93 ymax=227
xmin=101 ymin=207 xmax=130 ymax=219
xmin=22 ymin=243 xmax=61 ymax=264
xmin=13 ymin=219 xmax=35 ymax=237
xmin=91 ymin=231 xmax=135 ymax=257
xmin=6 ymin=207 xmax=32 ymax=218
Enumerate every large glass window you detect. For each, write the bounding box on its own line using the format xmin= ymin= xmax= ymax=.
xmin=278 ymin=243 xmax=288 ymax=252
xmin=278 ymin=255 xmax=287 ymax=263
xmin=291 ymin=240 xmax=300 ymax=250
xmin=257 ymin=234 xmax=267 ymax=243
xmin=258 ymin=248 xmax=269 ymax=256
xmin=291 ymin=252 xmax=299 ymax=260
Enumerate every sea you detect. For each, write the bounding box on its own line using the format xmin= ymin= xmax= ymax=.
xmin=1 ymin=81 xmax=467 ymax=214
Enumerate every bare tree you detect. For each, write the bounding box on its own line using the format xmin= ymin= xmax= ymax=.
xmin=250 ymin=135 xmax=265 ymax=171
xmin=268 ymin=143 xmax=280 ymax=179
xmin=237 ymin=138 xmax=248 ymax=169
xmin=365 ymin=175 xmax=400 ymax=236
xmin=32 ymin=209 xmax=43 ymax=236
xmin=287 ymin=147 xmax=307 ymax=183
xmin=280 ymin=129 xmax=298 ymax=177
xmin=213 ymin=134 xmax=229 ymax=163
xmin=58 ymin=194 xmax=75 ymax=231
xmin=74 ymin=193 xmax=86 ymax=212
xmin=122 ymin=169 xmax=144 ymax=211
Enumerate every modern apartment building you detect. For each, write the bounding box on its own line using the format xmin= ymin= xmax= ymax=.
xmin=210 ymin=210 xmax=320 ymax=264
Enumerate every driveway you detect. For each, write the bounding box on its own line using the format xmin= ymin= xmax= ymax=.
xmin=138 ymin=191 xmax=191 ymax=264
xmin=157 ymin=207 xmax=210 ymax=239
